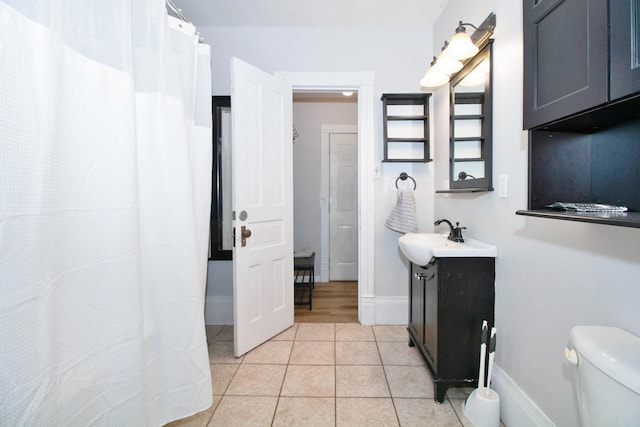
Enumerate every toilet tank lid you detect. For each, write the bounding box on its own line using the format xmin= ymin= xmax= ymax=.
xmin=570 ymin=326 xmax=640 ymax=395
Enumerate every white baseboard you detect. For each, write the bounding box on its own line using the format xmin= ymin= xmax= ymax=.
xmin=205 ymin=295 xmax=233 ymax=325
xmin=492 ymin=364 xmax=555 ymax=427
xmin=373 ymin=296 xmax=408 ymax=325
xmin=359 ymin=294 xmax=376 ymax=325
xmin=320 ymin=262 xmax=329 ymax=283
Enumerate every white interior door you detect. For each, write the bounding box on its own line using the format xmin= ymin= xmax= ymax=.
xmin=231 ymin=57 xmax=293 ymax=356
xmin=329 ymin=132 xmax=358 ymax=280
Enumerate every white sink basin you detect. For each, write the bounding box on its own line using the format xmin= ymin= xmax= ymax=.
xmin=398 ymin=233 xmax=497 ymax=265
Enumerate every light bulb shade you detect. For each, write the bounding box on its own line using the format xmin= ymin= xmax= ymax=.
xmin=442 ymin=31 xmax=479 ymax=60
xmin=431 ymin=55 xmax=463 ymax=75
xmin=420 ymin=68 xmax=449 ymax=88
xmin=458 ymin=69 xmax=485 ymax=87
xmin=458 ymin=61 xmax=489 ymax=87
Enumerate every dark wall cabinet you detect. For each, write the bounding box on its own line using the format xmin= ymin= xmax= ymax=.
xmin=523 ymin=0 xmax=608 ymax=130
xmin=408 ymin=257 xmax=495 ymax=403
xmin=523 ymin=0 xmax=640 ymax=130
xmin=520 ymin=0 xmax=640 ymax=227
xmin=609 ymin=0 xmax=640 ymax=100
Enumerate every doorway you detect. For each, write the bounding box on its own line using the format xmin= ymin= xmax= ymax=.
xmin=271 ymin=70 xmax=375 ymax=324
xmin=292 ymin=93 xmax=357 ymax=321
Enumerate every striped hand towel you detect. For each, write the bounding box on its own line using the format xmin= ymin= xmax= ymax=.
xmin=385 ymin=188 xmax=418 ymax=233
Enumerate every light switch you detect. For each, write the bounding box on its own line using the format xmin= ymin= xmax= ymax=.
xmin=498 ymin=174 xmax=508 ymax=198
xmin=374 ymin=163 xmax=382 ymax=178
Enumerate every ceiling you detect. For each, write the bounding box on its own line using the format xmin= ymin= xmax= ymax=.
xmin=171 ymin=0 xmax=449 ymax=27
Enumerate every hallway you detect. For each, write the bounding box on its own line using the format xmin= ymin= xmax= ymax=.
xmin=168 ymin=323 xmax=474 ymax=426
xmin=294 ymin=281 xmax=358 ymax=323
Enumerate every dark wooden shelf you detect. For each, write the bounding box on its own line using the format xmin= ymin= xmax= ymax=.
xmin=381 ymin=93 xmax=431 ymax=163
xmin=525 ymin=118 xmax=640 ymax=229
xmin=452 ymin=157 xmax=484 ymax=163
xmin=436 ymin=187 xmax=494 ymax=193
xmin=387 ymin=115 xmax=428 ymax=120
xmin=453 ymin=137 xmax=485 ymax=142
xmin=533 ymin=93 xmax=640 ymax=134
xmin=454 ymin=115 xmax=484 ymax=120
xmin=386 ymin=138 xmax=428 ymax=142
xmin=383 ymin=158 xmax=433 ymax=163
xmin=516 ymin=209 xmax=640 ymax=228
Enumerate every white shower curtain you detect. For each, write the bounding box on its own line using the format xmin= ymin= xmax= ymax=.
xmin=0 ymin=1 xmax=213 ymax=425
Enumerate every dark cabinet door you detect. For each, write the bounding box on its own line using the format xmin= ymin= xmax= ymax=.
xmin=438 ymin=258 xmax=496 ymax=384
xmin=523 ymin=0 xmax=608 ymax=129
xmin=610 ymin=0 xmax=640 ymax=100
xmin=408 ymin=263 xmax=426 ymax=351
xmin=423 ymin=263 xmax=438 ymax=370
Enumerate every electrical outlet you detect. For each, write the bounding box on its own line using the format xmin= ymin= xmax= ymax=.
xmin=498 ymin=174 xmax=508 ymax=198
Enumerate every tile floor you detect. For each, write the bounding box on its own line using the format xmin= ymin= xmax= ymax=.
xmin=168 ymin=323 xmax=480 ymax=427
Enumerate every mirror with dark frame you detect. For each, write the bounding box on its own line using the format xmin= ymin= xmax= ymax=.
xmin=449 ymin=40 xmax=493 ymax=191
xmin=210 ymin=96 xmax=233 ymax=260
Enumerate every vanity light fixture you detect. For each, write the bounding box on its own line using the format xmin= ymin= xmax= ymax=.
xmin=458 ymin=60 xmax=490 ymax=87
xmin=441 ymin=22 xmax=480 ymax=61
xmin=431 ymin=53 xmax=463 ymax=75
xmin=420 ymin=55 xmax=461 ymax=88
xmin=342 ymin=91 xmax=354 ymax=97
xmin=420 ymin=67 xmax=450 ymax=88
xmin=420 ymin=13 xmax=496 ymax=89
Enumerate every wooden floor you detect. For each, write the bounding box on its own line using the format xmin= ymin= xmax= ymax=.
xmin=294 ymin=281 xmax=358 ymax=323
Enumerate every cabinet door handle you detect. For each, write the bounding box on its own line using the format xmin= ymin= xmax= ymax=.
xmin=415 ymin=272 xmax=435 ymax=280
xmin=415 ymin=272 xmax=435 ymax=281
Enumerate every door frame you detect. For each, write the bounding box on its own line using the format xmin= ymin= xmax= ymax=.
xmin=321 ymin=125 xmax=357 ymax=282
xmin=276 ymin=71 xmax=375 ymax=325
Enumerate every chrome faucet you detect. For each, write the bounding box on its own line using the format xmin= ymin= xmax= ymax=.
xmin=434 ymin=219 xmax=466 ymax=243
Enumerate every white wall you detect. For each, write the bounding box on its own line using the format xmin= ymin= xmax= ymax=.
xmin=202 ymin=24 xmax=437 ymax=324
xmin=433 ymin=2 xmax=640 ymax=426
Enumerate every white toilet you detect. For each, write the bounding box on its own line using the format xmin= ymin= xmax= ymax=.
xmin=565 ymin=325 xmax=640 ymax=427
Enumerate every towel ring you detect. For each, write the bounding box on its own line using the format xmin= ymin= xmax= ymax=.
xmin=395 ymin=172 xmax=416 ymax=190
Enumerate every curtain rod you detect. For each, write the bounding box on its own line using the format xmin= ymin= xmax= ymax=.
xmin=166 ymin=0 xmax=204 ymax=42
xmin=166 ymin=0 xmax=189 ymax=22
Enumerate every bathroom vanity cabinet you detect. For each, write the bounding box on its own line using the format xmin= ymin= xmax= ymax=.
xmin=408 ymin=257 xmax=495 ymax=403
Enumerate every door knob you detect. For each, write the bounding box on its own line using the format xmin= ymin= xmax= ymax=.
xmin=241 ymin=225 xmax=252 ymax=247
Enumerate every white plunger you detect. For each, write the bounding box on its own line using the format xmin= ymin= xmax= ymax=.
xmin=478 ymin=321 xmax=488 ymax=389
xmin=464 ymin=321 xmax=500 ymax=427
